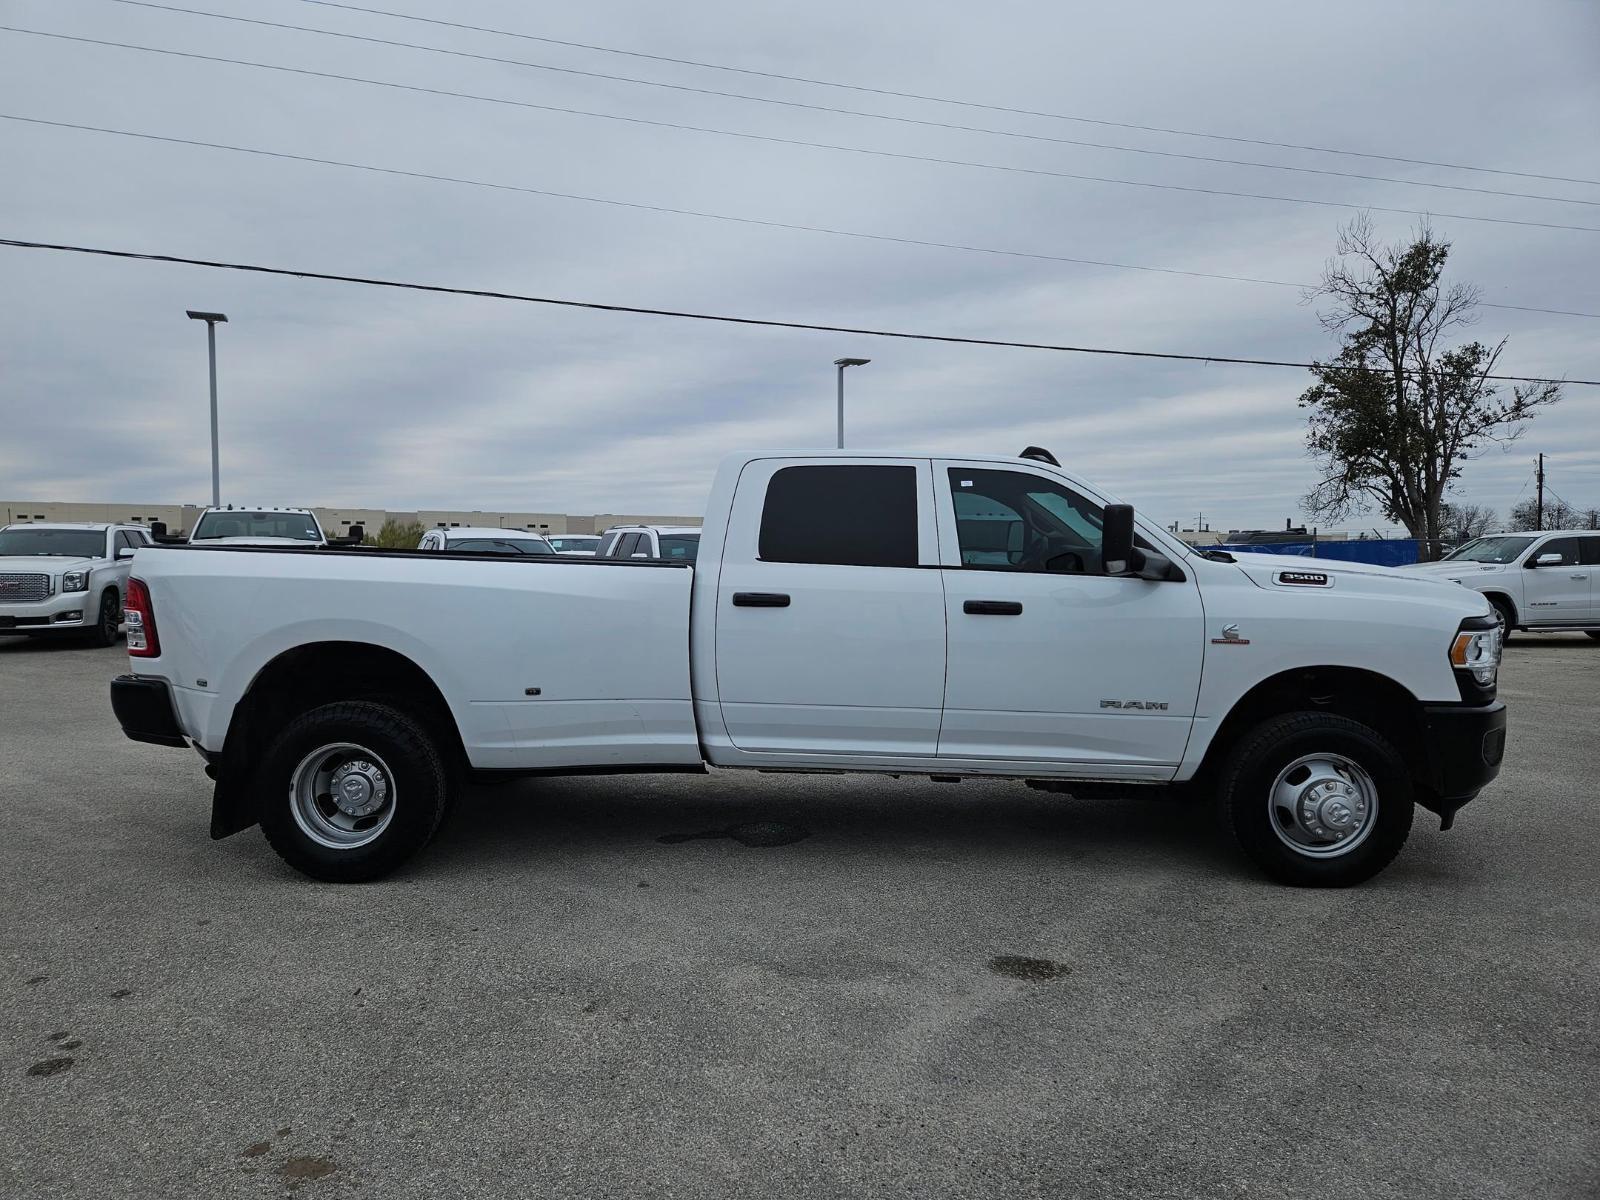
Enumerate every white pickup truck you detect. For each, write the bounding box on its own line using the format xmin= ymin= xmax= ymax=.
xmin=111 ymin=448 xmax=1507 ymax=887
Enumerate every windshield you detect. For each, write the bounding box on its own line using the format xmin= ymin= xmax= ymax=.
xmin=448 ymin=538 xmax=555 ymax=555
xmin=659 ymin=534 xmax=700 ymax=562
xmin=0 ymin=528 xmax=106 ymax=558
xmin=1442 ymin=536 xmax=1534 ymax=564
xmin=192 ymin=512 xmax=321 ymax=542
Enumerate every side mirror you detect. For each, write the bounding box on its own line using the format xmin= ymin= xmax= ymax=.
xmin=1532 ymin=552 xmax=1562 ymax=567
xmin=116 ymin=546 xmax=136 ymax=560
xmin=631 ymin=551 xmax=651 ymax=559
xmin=150 ymin=521 xmax=168 ymax=540
xmin=1102 ymin=504 xmax=1138 ymax=576
xmin=347 ymin=524 xmax=365 ymax=543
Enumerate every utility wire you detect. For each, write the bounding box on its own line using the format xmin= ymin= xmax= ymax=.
xmin=7 ymin=25 xmax=1600 ymax=237
xmin=8 ymin=112 xmax=1595 ymax=322
xmin=2 ymin=237 xmax=1593 ymax=386
xmin=289 ymin=0 xmax=1600 ymax=189
xmin=100 ymin=0 xmax=1599 ymax=209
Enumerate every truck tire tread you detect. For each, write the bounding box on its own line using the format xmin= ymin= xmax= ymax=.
xmin=257 ymin=700 xmax=449 ymax=882
xmin=1220 ymin=710 xmax=1414 ymax=888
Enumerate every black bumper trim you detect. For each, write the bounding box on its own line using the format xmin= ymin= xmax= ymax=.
xmin=1417 ymin=700 xmax=1507 ymax=828
xmin=110 ymin=675 xmax=188 ymax=748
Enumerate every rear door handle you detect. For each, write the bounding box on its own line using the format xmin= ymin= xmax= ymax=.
xmin=963 ymin=599 xmax=1023 ymax=616
xmin=732 ymin=592 xmax=791 ymax=608
xmin=1571 ymin=573 xmax=1588 ymax=580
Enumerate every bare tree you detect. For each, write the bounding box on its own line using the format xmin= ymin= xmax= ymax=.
xmin=1439 ymin=501 xmax=1497 ymax=547
xmin=1507 ymin=496 xmax=1581 ymax=532
xmin=1299 ymin=218 xmax=1561 ymax=560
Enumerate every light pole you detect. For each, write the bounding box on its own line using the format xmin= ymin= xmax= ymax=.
xmin=833 ymin=357 xmax=870 ymax=448
xmin=186 ymin=310 xmax=228 ymax=508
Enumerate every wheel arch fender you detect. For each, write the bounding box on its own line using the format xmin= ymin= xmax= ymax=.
xmin=211 ymin=640 xmax=467 ymax=839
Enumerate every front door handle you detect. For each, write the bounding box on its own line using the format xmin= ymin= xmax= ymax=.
xmin=1571 ymin=573 xmax=1588 ymax=580
xmin=732 ymin=592 xmax=791 ymax=608
xmin=963 ymin=599 xmax=1023 ymax=616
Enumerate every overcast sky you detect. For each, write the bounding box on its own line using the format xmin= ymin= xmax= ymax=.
xmin=3 ymin=0 xmax=1597 ymax=530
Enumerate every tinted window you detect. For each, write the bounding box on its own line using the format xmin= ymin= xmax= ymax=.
xmin=1444 ymin=536 xmax=1534 ymax=563
xmin=615 ymin=532 xmax=643 ymax=558
xmin=0 ymin=529 xmax=106 ymax=557
xmin=1531 ymin=537 xmax=1582 ymax=567
xmin=1582 ymin=537 xmax=1600 ymax=567
xmin=949 ymin=468 xmax=1104 ymax=574
xmin=116 ymin=531 xmax=140 ymax=553
xmin=759 ymin=465 xmax=918 ymax=567
xmin=192 ymin=511 xmax=320 ymax=541
xmin=659 ymin=534 xmax=699 ymax=562
xmin=448 ymin=538 xmax=555 ymax=555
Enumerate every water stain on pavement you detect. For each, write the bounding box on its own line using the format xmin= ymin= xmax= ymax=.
xmin=279 ymin=1156 xmax=338 ymax=1189
xmin=658 ymin=821 xmax=811 ymax=847
xmin=26 ymin=976 xmax=46 ymax=986
xmin=241 ymin=1142 xmax=271 ymax=1158
xmin=109 ymin=988 xmax=132 ymax=999
xmin=988 ymin=955 xmax=1070 ymax=981
xmin=27 ymin=1056 xmax=73 ymax=1077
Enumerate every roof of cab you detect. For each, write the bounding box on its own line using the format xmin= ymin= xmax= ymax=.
xmin=437 ymin=526 xmax=551 ymax=540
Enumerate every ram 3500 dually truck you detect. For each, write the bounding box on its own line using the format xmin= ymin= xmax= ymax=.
xmin=110 ymin=449 xmax=1507 ymax=887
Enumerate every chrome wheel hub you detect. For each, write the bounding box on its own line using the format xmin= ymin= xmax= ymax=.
xmin=289 ymin=742 xmax=397 ymax=850
xmin=1269 ymin=752 xmax=1379 ymax=859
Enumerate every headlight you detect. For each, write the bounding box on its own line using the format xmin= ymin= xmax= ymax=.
xmin=1450 ymin=623 xmax=1501 ymax=686
xmin=61 ymin=570 xmax=89 ymax=593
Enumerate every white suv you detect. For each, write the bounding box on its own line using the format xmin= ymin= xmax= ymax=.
xmin=0 ymin=522 xmax=151 ymax=645
xmin=595 ymin=525 xmax=701 ymax=563
xmin=1402 ymin=530 xmax=1600 ymax=638
xmin=416 ymin=526 xmax=556 ymax=556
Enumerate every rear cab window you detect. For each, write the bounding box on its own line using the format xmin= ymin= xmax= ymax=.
xmin=759 ymin=465 xmax=920 ymax=566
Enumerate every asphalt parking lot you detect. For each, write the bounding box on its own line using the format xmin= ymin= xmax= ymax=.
xmin=1 ymin=634 xmax=1595 ymax=1199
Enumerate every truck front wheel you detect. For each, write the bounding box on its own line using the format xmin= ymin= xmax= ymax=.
xmin=1221 ymin=712 xmax=1414 ymax=887
xmin=257 ymin=701 xmax=449 ymax=882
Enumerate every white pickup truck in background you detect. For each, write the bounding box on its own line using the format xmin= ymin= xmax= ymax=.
xmin=111 ymin=448 xmax=1507 ymax=887
xmin=183 ymin=506 xmax=366 ymax=548
xmin=1401 ymin=530 xmax=1600 ymax=638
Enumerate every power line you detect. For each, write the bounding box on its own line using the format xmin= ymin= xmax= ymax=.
xmin=290 ymin=0 xmax=1600 ymax=190
xmin=7 ymin=113 xmax=1596 ymax=323
xmin=3 ymin=236 xmax=1594 ymax=385
xmin=8 ymin=25 xmax=1600 ymax=237
xmin=101 ymin=0 xmax=1600 ymax=210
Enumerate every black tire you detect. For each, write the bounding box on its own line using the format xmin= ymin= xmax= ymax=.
xmin=1220 ymin=711 xmax=1414 ymax=887
xmin=1487 ymin=595 xmax=1515 ymax=643
xmin=257 ymin=701 xmax=449 ymax=882
xmin=1586 ymin=631 xmax=1600 ymax=642
xmin=86 ymin=588 xmax=121 ymax=647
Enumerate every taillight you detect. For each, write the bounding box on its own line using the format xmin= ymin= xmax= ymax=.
xmin=125 ymin=577 xmax=160 ymax=657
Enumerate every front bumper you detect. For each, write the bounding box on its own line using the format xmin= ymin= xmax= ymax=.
xmin=0 ymin=590 xmax=95 ymax=631
xmin=1417 ymin=700 xmax=1508 ymax=828
xmin=110 ymin=675 xmax=189 ymax=748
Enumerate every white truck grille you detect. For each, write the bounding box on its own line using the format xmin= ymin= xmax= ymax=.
xmin=0 ymin=573 xmax=51 ymax=603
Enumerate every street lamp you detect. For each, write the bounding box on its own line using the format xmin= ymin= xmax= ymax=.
xmin=186 ymin=310 xmax=228 ymax=508
xmin=833 ymin=357 xmax=870 ymax=449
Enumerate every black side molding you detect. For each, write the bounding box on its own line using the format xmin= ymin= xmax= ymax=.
xmin=109 ymin=675 xmax=188 ymax=748
xmin=733 ymin=592 xmax=791 ymax=607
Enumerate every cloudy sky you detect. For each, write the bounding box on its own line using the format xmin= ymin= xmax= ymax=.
xmin=3 ymin=0 xmax=1597 ymax=530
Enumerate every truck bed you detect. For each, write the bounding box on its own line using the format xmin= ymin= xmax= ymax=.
xmin=130 ymin=545 xmax=701 ymax=770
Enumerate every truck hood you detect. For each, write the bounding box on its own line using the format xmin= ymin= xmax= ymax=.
xmin=1394 ymin=559 xmax=1510 ymax=582
xmin=0 ymin=555 xmax=95 ymax=573
xmin=1225 ymin=552 xmax=1483 ymax=603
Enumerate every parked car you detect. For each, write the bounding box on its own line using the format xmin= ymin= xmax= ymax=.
xmin=595 ymin=525 xmax=701 ymax=562
xmin=188 ymin=507 xmax=332 ymax=547
xmin=547 ymin=535 xmax=601 ymax=556
xmin=0 ymin=522 xmax=152 ymax=645
xmin=1400 ymin=530 xmax=1600 ymax=638
xmin=417 ymin=527 xmax=556 ymax=555
xmin=112 ymin=447 xmax=1505 ymax=888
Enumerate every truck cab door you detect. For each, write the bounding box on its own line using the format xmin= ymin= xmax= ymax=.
xmin=1521 ymin=536 xmax=1589 ymax=624
xmin=712 ymin=458 xmax=947 ymax=757
xmin=933 ymin=462 xmax=1203 ymax=775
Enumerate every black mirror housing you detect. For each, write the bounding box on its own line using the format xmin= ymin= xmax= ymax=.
xmin=1102 ymin=504 xmax=1137 ymax=575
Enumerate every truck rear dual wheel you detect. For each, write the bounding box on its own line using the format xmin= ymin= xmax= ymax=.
xmin=1221 ymin=712 xmax=1414 ymax=887
xmin=257 ymin=701 xmax=449 ymax=882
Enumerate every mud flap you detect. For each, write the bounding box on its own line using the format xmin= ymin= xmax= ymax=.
xmin=208 ymin=766 xmax=259 ymax=840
